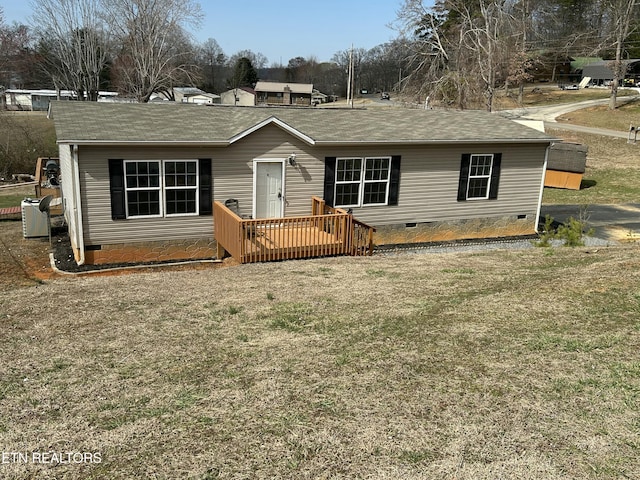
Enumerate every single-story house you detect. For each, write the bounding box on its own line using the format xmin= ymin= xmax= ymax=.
xmin=173 ymin=87 xmax=220 ymax=104
xmin=312 ymin=89 xmax=329 ymax=105
xmin=220 ymin=87 xmax=257 ymax=106
xmin=582 ymin=59 xmax=640 ymax=86
xmin=49 ymin=102 xmax=556 ymax=265
xmin=3 ymin=89 xmax=118 ymax=111
xmin=254 ymin=81 xmax=313 ymax=106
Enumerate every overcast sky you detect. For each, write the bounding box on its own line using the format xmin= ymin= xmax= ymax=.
xmin=1 ymin=0 xmax=433 ymax=65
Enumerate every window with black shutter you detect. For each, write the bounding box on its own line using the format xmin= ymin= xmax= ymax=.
xmin=324 ymin=155 xmax=401 ymax=208
xmin=457 ymin=153 xmax=501 ymax=201
xmin=108 ymin=158 xmax=212 ymax=219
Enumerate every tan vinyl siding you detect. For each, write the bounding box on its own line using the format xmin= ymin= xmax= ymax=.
xmin=212 ymin=124 xmax=324 ymax=219
xmin=79 ymin=146 xmax=216 ymax=246
xmin=323 ymin=143 xmax=547 ymax=226
xmin=303 ymin=143 xmax=547 ymax=227
xmin=76 ymin=124 xmax=547 ymax=246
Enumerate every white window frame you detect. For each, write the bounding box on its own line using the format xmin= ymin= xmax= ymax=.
xmin=334 ymin=157 xmax=363 ymax=208
xmin=334 ymin=156 xmax=391 ymax=208
xmin=163 ymin=160 xmax=199 ymax=217
xmin=123 ymin=159 xmax=200 ymax=218
xmin=466 ymin=154 xmax=494 ymax=200
xmin=124 ymin=160 xmax=162 ymax=218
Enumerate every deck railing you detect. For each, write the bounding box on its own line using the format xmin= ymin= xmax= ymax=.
xmin=213 ymin=196 xmax=376 ymax=263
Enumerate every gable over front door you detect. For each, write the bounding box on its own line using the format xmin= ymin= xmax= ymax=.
xmin=253 ymin=159 xmax=284 ymax=219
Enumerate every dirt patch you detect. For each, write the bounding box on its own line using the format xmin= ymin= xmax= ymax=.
xmin=0 ymin=219 xmax=233 ymax=289
xmin=0 ymin=220 xmax=56 ymax=289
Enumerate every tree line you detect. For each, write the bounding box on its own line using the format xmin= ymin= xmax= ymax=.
xmin=397 ymin=0 xmax=640 ymax=110
xmin=0 ymin=0 xmax=405 ymax=103
xmin=1 ymin=0 xmax=639 ymax=109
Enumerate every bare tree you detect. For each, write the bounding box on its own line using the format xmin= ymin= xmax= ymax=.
xmin=397 ymin=0 xmax=489 ymax=109
xmin=30 ymin=0 xmax=109 ymax=100
xmin=197 ymin=38 xmax=226 ymax=92
xmin=363 ymin=41 xmax=409 ymax=94
xmin=603 ymin=0 xmax=639 ymax=109
xmin=104 ymin=0 xmax=203 ymax=102
xmin=457 ymin=1 xmax=516 ymax=111
xmin=228 ymin=50 xmax=268 ymax=70
xmin=332 ymin=47 xmax=367 ymax=96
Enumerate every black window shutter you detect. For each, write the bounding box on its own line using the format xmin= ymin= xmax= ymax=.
xmin=489 ymin=153 xmax=502 ymax=200
xmin=199 ymin=158 xmax=212 ymax=215
xmin=457 ymin=154 xmax=471 ymax=201
xmin=108 ymin=159 xmax=126 ymax=220
xmin=324 ymin=157 xmax=336 ymax=207
xmin=388 ymin=155 xmax=401 ymax=205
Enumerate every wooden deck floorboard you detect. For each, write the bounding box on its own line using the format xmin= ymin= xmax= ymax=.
xmin=242 ymin=225 xmax=344 ymax=262
xmin=213 ymin=198 xmax=375 ymax=264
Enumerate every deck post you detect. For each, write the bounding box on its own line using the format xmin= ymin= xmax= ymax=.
xmin=215 ymin=241 xmax=226 ymax=259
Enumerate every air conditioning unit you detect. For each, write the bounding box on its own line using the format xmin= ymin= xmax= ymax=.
xmin=21 ymin=198 xmax=49 ymax=238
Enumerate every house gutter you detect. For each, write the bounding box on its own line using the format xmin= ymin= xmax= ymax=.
xmin=534 ymin=145 xmax=550 ymax=234
xmin=71 ymin=144 xmax=85 ymax=265
xmin=60 ymin=138 xmax=558 ymax=147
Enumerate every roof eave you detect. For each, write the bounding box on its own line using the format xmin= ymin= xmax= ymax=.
xmin=56 ymin=140 xmax=231 ymax=147
xmin=58 ymin=138 xmax=557 ymax=147
xmin=314 ymin=138 xmax=558 ymax=146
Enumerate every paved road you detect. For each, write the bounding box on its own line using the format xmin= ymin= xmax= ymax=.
xmin=541 ymin=204 xmax=640 ymax=244
xmin=498 ymin=94 xmax=640 ymax=139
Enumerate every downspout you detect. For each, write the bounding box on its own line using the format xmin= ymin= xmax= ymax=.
xmin=72 ymin=144 xmax=85 ymax=265
xmin=534 ymin=145 xmax=550 ymax=233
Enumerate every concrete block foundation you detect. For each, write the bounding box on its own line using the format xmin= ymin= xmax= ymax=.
xmin=374 ymin=216 xmax=536 ymax=246
xmin=84 ymin=238 xmax=217 ymax=265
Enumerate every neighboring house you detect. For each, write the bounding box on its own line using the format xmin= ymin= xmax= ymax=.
xmin=220 ymin=87 xmax=256 ymax=106
xmin=3 ymin=89 xmax=118 ymax=111
xmin=254 ymin=81 xmax=313 ymax=106
xmin=49 ymin=102 xmax=556 ymax=265
xmin=581 ymin=59 xmax=640 ymax=86
xmin=172 ymin=87 xmax=220 ymax=104
xmin=311 ymin=89 xmax=328 ymax=105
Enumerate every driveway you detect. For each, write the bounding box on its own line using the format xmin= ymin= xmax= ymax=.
xmin=498 ymin=94 xmax=640 ymax=244
xmin=541 ymin=204 xmax=640 ymax=244
xmin=498 ymin=93 xmax=640 ymax=139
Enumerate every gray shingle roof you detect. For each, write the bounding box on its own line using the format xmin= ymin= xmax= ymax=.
xmin=50 ymin=102 xmax=555 ymax=145
xmin=254 ymin=81 xmax=313 ymax=94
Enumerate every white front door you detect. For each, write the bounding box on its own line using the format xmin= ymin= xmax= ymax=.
xmin=254 ymin=161 xmax=284 ymax=218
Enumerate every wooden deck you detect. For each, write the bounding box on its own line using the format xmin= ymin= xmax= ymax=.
xmin=213 ymin=197 xmax=375 ymax=263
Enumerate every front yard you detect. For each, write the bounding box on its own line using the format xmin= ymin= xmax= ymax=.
xmin=1 ymin=236 xmax=639 ymax=479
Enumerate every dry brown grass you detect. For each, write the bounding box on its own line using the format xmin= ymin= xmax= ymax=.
xmin=494 ymin=85 xmax=637 ymax=109
xmin=2 ymin=88 xmax=640 ymax=479
xmin=1 ymin=243 xmax=639 ymax=479
xmin=556 ymin=100 xmax=640 ymax=133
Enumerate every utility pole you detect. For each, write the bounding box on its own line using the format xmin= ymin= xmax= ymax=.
xmin=347 ymin=44 xmax=354 ymax=108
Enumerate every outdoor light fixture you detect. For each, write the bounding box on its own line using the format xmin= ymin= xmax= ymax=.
xmin=288 ymin=153 xmax=297 ymax=166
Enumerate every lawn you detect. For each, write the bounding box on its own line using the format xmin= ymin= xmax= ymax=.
xmin=495 ymin=85 xmax=637 ymax=109
xmin=542 ymin=128 xmax=640 ymax=205
xmin=0 ymin=194 xmax=26 ymax=208
xmin=1 ymin=93 xmax=640 ymax=479
xmin=0 ymin=185 xmax=35 ymax=208
xmin=556 ymin=98 xmax=640 ymax=132
xmin=1 ymin=238 xmax=640 ymax=479
xmin=0 ymin=112 xmax=57 ymax=178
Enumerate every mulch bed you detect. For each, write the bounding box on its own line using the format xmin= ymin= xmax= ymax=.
xmin=50 ymin=226 xmax=223 ymax=274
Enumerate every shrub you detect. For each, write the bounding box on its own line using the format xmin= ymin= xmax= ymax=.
xmin=535 ymin=209 xmax=594 ymax=247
